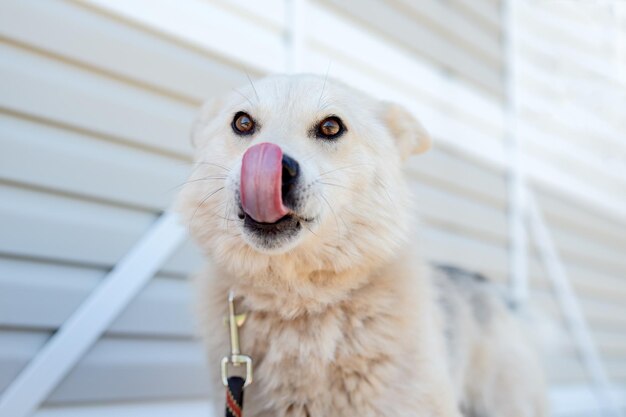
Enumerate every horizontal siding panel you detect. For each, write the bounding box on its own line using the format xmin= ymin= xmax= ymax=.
xmin=516 ymin=51 xmax=625 ymax=132
xmin=551 ymin=385 xmax=626 ymax=417
xmin=35 ymin=399 xmax=213 ymax=417
xmin=410 ymin=157 xmax=626 ymax=279
xmin=516 ymin=45 xmax=625 ymax=124
xmin=0 ymin=41 xmax=195 ymax=157
xmin=536 ymin=192 xmax=626 ymax=250
xmin=211 ymin=0 xmax=285 ymax=30
xmin=162 ymin=240 xmax=204 ymax=277
xmin=0 ymin=257 xmax=195 ymax=338
xmin=0 ymin=184 xmax=155 ymax=268
xmin=318 ymin=0 xmax=502 ymax=96
xmin=566 ymin=266 xmax=626 ymax=306
xmin=550 ymin=228 xmax=626 ymax=276
xmin=0 ymin=331 xmax=50 ymax=394
xmin=449 ymin=0 xmax=501 ymax=31
xmin=391 ymin=0 xmax=501 ymax=64
xmin=78 ymin=0 xmax=285 ymax=74
xmin=592 ymin=333 xmax=626 ymax=358
xmin=544 ymin=355 xmax=586 ymax=384
xmin=0 ymin=331 xmax=209 ymax=404
xmin=536 ymin=293 xmax=626 ymax=334
xmin=47 ymin=337 xmax=209 ymax=404
xmin=0 ymin=0 xmax=248 ymax=104
xmin=0 ymin=113 xmax=189 ymax=210
xmin=422 ymin=226 xmax=508 ymax=278
xmin=518 ymin=89 xmax=625 ymax=160
xmin=423 ymin=223 xmax=626 ymax=324
xmin=0 ymin=184 xmax=203 ymax=275
xmin=521 ymin=123 xmax=626 ymax=192
xmin=579 ymin=299 xmax=626 ymax=333
xmin=524 ymin=1 xmax=612 ymax=50
xmin=524 ymin=153 xmax=626 ymax=224
xmin=518 ymin=32 xmax=620 ymax=92
xmin=547 ymin=356 xmax=626 ymax=384
xmin=518 ymin=3 xmax=621 ymax=83
xmin=407 ymin=148 xmax=507 ymax=209
xmin=412 ymin=182 xmax=508 ymax=245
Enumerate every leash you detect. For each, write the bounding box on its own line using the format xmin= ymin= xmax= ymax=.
xmin=222 ymin=291 xmax=252 ymax=417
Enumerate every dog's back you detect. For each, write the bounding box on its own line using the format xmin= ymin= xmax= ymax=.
xmin=433 ymin=265 xmax=548 ymax=417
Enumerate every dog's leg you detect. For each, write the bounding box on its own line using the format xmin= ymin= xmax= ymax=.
xmin=468 ymin=328 xmax=548 ymax=417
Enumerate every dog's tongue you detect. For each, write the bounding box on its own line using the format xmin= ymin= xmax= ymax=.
xmin=240 ymin=142 xmax=289 ymax=223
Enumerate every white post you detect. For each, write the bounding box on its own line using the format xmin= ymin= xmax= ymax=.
xmin=0 ymin=212 xmax=186 ymax=417
xmin=504 ymin=2 xmax=621 ymax=414
xmin=503 ymin=0 xmax=528 ymax=309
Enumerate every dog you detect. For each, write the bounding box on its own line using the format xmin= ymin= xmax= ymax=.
xmin=177 ymin=74 xmax=547 ymax=417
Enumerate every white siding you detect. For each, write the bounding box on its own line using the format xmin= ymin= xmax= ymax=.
xmin=0 ymin=0 xmax=625 ymax=416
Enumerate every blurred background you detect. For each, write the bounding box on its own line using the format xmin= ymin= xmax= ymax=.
xmin=0 ymin=0 xmax=625 ymax=416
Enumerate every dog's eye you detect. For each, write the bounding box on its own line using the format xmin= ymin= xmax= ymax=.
xmin=232 ymin=112 xmax=256 ymax=135
xmin=316 ymin=116 xmax=345 ymax=139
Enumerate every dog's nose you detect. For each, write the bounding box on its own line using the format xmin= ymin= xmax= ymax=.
xmin=281 ymin=154 xmax=299 ymax=203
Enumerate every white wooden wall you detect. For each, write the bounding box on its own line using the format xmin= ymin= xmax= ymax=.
xmin=0 ymin=1 xmax=625 ymax=416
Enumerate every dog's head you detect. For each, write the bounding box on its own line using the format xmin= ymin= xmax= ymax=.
xmin=178 ymin=74 xmax=430 ymax=280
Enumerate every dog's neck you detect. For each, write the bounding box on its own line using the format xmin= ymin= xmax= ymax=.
xmin=215 ymin=251 xmax=391 ymax=319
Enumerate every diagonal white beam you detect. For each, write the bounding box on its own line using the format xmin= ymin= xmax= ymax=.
xmin=0 ymin=211 xmax=186 ymax=417
xmin=528 ymin=195 xmax=624 ymax=417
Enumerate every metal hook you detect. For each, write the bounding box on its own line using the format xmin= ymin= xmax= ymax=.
xmin=221 ymin=291 xmax=253 ymax=387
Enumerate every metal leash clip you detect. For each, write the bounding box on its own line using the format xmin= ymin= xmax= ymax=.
xmin=221 ymin=291 xmax=253 ymax=387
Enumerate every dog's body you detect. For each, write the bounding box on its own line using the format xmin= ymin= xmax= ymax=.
xmin=178 ymin=74 xmax=546 ymax=417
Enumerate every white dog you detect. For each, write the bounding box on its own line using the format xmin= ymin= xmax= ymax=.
xmin=177 ymin=74 xmax=547 ymax=417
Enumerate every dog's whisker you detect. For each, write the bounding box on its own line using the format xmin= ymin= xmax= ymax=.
xmin=318 ymin=181 xmax=360 ymax=195
xmin=206 ymin=200 xmax=240 ymax=224
xmin=317 ymin=97 xmax=337 ymax=112
xmin=190 ymin=186 xmax=225 ymax=228
xmin=372 ymin=175 xmax=400 ymax=222
xmin=300 ymin=152 xmax=317 ymax=165
xmin=317 ymin=163 xmax=373 ymax=178
xmin=192 ymin=161 xmax=232 ymax=172
xmin=223 ymin=198 xmax=231 ymax=231
xmin=374 ymin=175 xmax=394 ymax=204
xmin=245 ymin=72 xmax=260 ymax=102
xmin=233 ymin=88 xmax=254 ymax=107
xmin=171 ymin=176 xmax=227 ymax=191
xmin=224 ymin=198 xmax=242 ymax=230
xmin=319 ymin=192 xmax=342 ymax=246
xmin=213 ymin=199 xmax=230 ymax=231
xmin=222 ymin=231 xmax=244 ymax=245
xmin=302 ymin=220 xmax=319 ymax=237
xmin=317 ymin=60 xmax=332 ymax=109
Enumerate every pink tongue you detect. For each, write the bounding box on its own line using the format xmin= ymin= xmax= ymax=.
xmin=240 ymin=142 xmax=289 ymax=223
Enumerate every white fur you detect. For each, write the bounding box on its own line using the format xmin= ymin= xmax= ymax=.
xmin=177 ymin=74 xmax=547 ymax=417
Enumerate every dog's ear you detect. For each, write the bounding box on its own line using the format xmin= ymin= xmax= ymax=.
xmin=190 ymin=98 xmax=223 ymax=148
xmin=381 ymin=103 xmax=432 ymax=159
